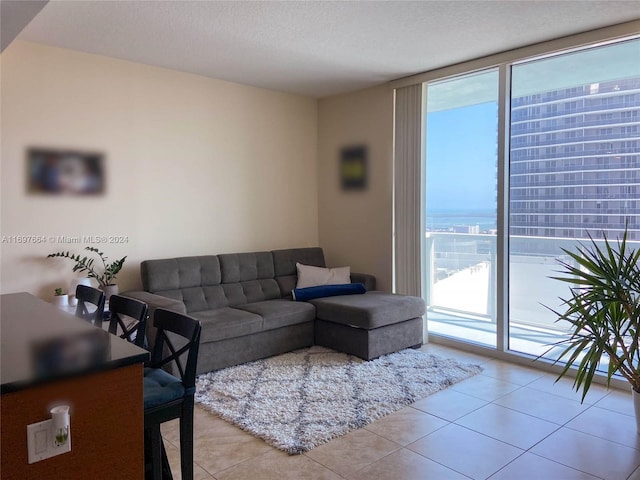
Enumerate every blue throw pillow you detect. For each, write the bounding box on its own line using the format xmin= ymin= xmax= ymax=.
xmin=292 ymin=283 xmax=366 ymax=301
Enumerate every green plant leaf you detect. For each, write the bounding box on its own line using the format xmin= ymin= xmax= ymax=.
xmin=46 ymin=246 xmax=126 ymax=288
xmin=539 ymin=224 xmax=640 ymax=399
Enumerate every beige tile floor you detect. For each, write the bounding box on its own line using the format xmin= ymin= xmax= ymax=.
xmin=161 ymin=343 xmax=640 ymax=480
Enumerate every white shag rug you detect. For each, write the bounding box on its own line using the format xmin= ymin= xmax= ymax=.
xmin=195 ymin=346 xmax=482 ymax=454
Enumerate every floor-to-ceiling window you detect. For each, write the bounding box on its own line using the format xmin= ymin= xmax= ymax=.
xmin=509 ymin=40 xmax=640 ymax=358
xmin=424 ymin=70 xmax=499 ymax=347
xmin=421 ymin=33 xmax=640 ymax=363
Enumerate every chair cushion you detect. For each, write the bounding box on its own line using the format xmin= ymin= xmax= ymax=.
xmin=191 ymin=307 xmax=263 ymax=342
xmin=143 ymin=367 xmax=185 ymax=409
xmin=310 ymin=291 xmax=426 ymax=329
xmin=234 ymin=299 xmax=315 ymax=330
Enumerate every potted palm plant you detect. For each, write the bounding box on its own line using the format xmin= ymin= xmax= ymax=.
xmin=544 ymin=226 xmax=640 ymax=431
xmin=47 ymin=246 xmax=126 ymax=301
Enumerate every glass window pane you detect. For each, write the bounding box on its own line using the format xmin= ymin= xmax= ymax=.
xmin=424 ymin=69 xmax=499 ymax=347
xmin=509 ymin=39 xmax=640 ymax=358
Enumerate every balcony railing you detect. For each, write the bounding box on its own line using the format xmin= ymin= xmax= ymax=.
xmin=511 ymin=131 xmax=640 ymax=149
xmin=512 ymin=147 xmax=639 ymax=162
xmin=424 ymin=231 xmax=640 ymax=333
xmin=511 ymin=117 xmax=640 ymax=135
xmin=510 ymin=207 xmax=639 ymax=215
xmin=511 ymin=161 xmax=640 ymax=174
xmin=509 ymin=193 xmax=640 ymax=201
xmin=511 ymin=178 xmax=640 ymax=187
xmin=511 ymin=102 xmax=640 ymax=122
xmin=511 ymin=82 xmax=640 ymax=108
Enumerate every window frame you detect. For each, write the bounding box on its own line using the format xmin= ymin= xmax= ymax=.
xmin=395 ymin=22 xmax=640 ymax=385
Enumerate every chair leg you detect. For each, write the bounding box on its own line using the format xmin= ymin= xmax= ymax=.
xmin=179 ymin=400 xmax=195 ymax=480
xmin=148 ymin=426 xmax=163 ymax=480
xmin=161 ymin=440 xmax=173 ymax=480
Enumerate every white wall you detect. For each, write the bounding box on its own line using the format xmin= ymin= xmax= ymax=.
xmin=0 ymin=41 xmax=319 ymax=297
xmin=317 ymin=85 xmax=394 ymax=291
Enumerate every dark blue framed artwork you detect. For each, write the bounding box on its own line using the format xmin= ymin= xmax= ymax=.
xmin=340 ymin=145 xmax=367 ymax=191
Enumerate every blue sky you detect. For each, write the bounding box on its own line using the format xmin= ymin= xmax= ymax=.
xmin=425 ymin=101 xmax=498 ymax=212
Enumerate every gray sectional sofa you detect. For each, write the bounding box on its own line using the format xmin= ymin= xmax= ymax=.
xmin=126 ymin=247 xmax=425 ymax=374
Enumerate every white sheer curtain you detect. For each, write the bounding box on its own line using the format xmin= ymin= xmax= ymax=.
xmin=393 ymin=84 xmax=424 ymax=298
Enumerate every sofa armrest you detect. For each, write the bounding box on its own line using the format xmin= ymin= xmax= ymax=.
xmin=120 ymin=291 xmax=187 ymax=350
xmin=350 ymin=273 xmax=376 ymax=291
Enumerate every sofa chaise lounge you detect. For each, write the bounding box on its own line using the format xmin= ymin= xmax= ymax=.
xmin=126 ymin=247 xmax=425 ymax=374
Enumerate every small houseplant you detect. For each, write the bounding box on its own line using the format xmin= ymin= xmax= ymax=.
xmin=52 ymin=287 xmax=68 ymax=307
xmin=544 ymin=227 xmax=640 ymax=430
xmin=47 ymin=246 xmax=126 ymax=299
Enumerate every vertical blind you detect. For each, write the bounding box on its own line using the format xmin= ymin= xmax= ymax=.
xmin=393 ymin=84 xmax=423 ymax=297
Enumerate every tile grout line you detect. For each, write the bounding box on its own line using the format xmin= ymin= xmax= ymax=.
xmin=440 ymin=382 xmax=609 ymax=478
xmin=483 ymin=380 xmax=640 ymax=478
xmin=169 ymin=346 xmax=638 ymax=479
xmin=420 ymin=346 xmax=640 ymax=477
xmin=161 ymin=435 xmax=214 ymax=479
xmin=207 ymin=446 xmax=278 ymax=478
xmin=404 ymin=443 xmax=476 ymax=480
xmin=300 ymin=451 xmax=352 ymax=479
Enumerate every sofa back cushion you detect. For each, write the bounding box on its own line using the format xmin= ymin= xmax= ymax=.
xmin=142 ymin=256 xmax=221 ymax=292
xmin=218 ymin=252 xmax=281 ymax=304
xmin=141 ymin=248 xmax=327 ymax=311
xmin=272 ymin=247 xmax=326 ymax=297
xmin=142 ymin=256 xmax=228 ymax=313
xmin=142 ymin=252 xmax=283 ymax=313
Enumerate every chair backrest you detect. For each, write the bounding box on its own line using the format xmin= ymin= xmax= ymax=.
xmin=108 ymin=295 xmax=148 ymax=347
xmin=150 ymin=309 xmax=201 ymax=389
xmin=75 ymin=284 xmax=105 ymax=326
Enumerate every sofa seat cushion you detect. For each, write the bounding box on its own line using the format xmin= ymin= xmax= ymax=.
xmin=191 ymin=307 xmax=263 ymax=342
xmin=310 ymin=291 xmax=425 ymax=330
xmin=235 ymin=299 xmax=316 ymax=331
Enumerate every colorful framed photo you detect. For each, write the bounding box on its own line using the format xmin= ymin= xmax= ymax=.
xmin=27 ymin=147 xmax=105 ymax=195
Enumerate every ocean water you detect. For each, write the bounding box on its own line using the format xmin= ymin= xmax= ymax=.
xmin=426 ymin=210 xmax=497 ymax=231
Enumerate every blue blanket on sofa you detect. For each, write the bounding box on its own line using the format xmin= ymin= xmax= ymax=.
xmin=292 ymin=283 xmax=366 ymax=302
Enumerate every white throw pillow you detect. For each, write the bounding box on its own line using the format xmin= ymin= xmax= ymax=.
xmin=296 ymin=263 xmax=351 ymax=289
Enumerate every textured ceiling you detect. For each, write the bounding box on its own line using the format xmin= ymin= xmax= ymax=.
xmin=14 ymin=0 xmax=640 ymax=98
xmin=0 ymin=0 xmax=47 ymax=52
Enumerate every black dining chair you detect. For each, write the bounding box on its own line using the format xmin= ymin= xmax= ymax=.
xmin=143 ymin=308 xmax=201 ymax=480
xmin=108 ymin=295 xmax=148 ymax=348
xmin=75 ymin=284 xmax=105 ymax=326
